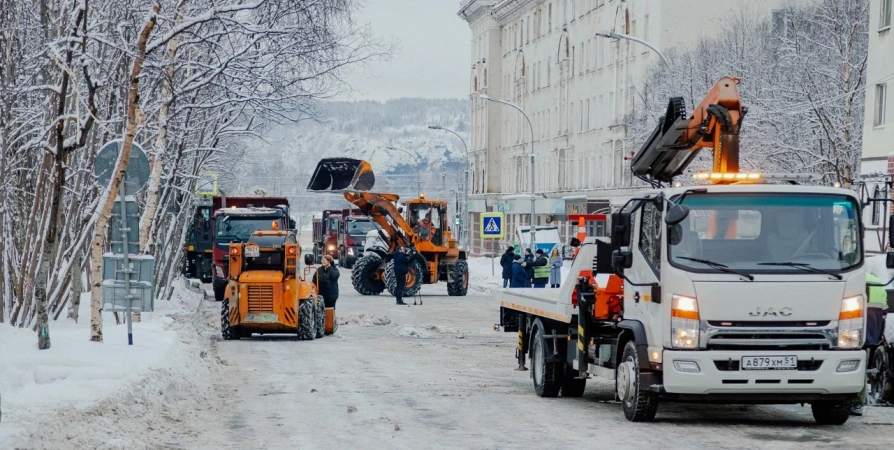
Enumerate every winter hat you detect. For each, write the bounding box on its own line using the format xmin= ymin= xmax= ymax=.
xmin=508 ymin=246 xmax=515 ymax=252
xmin=513 ymin=255 xmax=522 ymax=261
xmin=535 ymin=249 xmax=544 ymax=255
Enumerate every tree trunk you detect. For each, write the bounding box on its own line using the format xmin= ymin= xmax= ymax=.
xmin=89 ymin=6 xmax=158 ymax=342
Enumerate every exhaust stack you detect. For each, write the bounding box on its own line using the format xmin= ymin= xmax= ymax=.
xmin=306 ymin=158 xmax=376 ymax=192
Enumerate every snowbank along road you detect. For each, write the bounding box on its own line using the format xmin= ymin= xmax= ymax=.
xmin=8 ymin=271 xmax=894 ymax=449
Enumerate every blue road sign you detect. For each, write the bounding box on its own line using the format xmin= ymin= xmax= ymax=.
xmin=480 ymin=212 xmax=504 ymax=239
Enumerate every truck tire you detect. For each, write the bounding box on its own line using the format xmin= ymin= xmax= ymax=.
xmin=213 ymin=283 xmax=226 ymax=302
xmin=385 ymin=259 xmax=424 ymax=298
xmin=560 ymin=366 xmax=587 ymax=397
xmin=870 ymin=343 xmax=893 ymax=404
xmin=297 ymin=299 xmax=316 ymax=341
xmin=315 ymin=297 xmax=325 ymax=339
xmin=532 ymin=326 xmax=561 ymax=397
xmin=811 ymin=400 xmax=851 ymax=425
xmin=617 ymin=341 xmax=658 ymax=421
xmin=221 ymin=298 xmax=239 ymax=340
xmin=352 ymin=255 xmax=385 ymax=295
xmin=446 ymin=260 xmax=469 ymax=296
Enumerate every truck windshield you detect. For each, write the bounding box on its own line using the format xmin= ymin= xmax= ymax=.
xmin=668 ymin=193 xmax=861 ymax=274
xmin=215 ymin=216 xmax=280 ymax=244
xmin=346 ymin=220 xmax=376 ymax=236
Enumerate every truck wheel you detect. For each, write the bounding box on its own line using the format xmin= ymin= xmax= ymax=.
xmin=811 ymin=400 xmax=851 ymax=425
xmin=315 ymin=297 xmax=325 ymax=339
xmin=385 ymin=259 xmax=423 ymax=297
xmin=352 ymin=255 xmax=385 ymax=295
xmin=221 ymin=298 xmax=239 ymax=340
xmin=869 ymin=344 xmax=893 ymax=404
xmin=617 ymin=341 xmax=658 ymax=422
xmin=446 ymin=260 xmax=469 ymax=296
xmin=560 ymin=366 xmax=587 ymax=397
xmin=213 ymin=283 xmax=226 ymax=302
xmin=532 ymin=326 xmax=561 ymax=397
xmin=297 ymin=299 xmax=316 ymax=341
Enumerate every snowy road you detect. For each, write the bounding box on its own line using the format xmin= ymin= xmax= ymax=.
xmin=185 ymin=276 xmax=894 ymax=450
xmin=12 ymin=274 xmax=894 ymax=449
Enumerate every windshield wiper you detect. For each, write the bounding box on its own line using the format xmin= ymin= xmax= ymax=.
xmin=678 ymin=257 xmax=755 ymax=281
xmin=757 ymin=262 xmax=843 ymax=280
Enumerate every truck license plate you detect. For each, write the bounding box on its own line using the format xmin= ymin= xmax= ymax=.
xmin=244 ymin=245 xmax=260 ymax=258
xmin=245 ymin=313 xmax=278 ymax=323
xmin=741 ymin=355 xmax=797 ymax=370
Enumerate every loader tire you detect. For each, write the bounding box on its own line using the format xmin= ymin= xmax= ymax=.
xmin=221 ymin=298 xmax=239 ymax=340
xmin=385 ymin=259 xmax=423 ymax=298
xmin=297 ymin=299 xmax=316 ymax=341
xmin=315 ymin=296 xmax=325 ymax=339
xmin=447 ymin=260 xmax=469 ymax=296
xmin=352 ymin=255 xmax=385 ymax=295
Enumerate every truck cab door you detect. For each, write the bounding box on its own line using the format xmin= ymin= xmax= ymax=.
xmin=625 ymin=198 xmax=663 ymax=348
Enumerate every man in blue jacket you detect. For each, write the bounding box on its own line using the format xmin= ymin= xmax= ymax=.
xmin=392 ymin=247 xmax=411 ymax=305
xmin=510 ymin=255 xmax=528 ymax=288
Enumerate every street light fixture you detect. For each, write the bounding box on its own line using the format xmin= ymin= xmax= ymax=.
xmin=595 ymin=31 xmax=670 ymax=69
xmin=385 ymin=146 xmax=422 ymax=196
xmin=479 ymin=94 xmax=536 ymax=250
xmin=429 ymin=125 xmax=470 ymax=248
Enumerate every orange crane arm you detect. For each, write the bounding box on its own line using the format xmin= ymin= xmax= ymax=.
xmin=343 ymin=191 xmax=416 ymax=251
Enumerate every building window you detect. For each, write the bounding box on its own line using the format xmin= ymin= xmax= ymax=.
xmin=876 ymin=83 xmax=887 ymax=127
xmin=882 ymin=0 xmax=892 ymax=30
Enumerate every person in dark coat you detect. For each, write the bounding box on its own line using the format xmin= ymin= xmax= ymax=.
xmin=532 ymin=249 xmax=549 ymax=288
xmin=314 ymin=255 xmax=340 ymax=308
xmin=499 ymin=247 xmax=515 ymax=288
xmin=523 ymin=248 xmax=535 ymax=287
xmin=510 ymin=255 xmax=528 ymax=288
xmin=392 ymin=247 xmax=411 ymax=305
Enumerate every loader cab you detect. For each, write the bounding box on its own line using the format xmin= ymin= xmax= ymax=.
xmin=406 ymin=200 xmax=447 ymax=246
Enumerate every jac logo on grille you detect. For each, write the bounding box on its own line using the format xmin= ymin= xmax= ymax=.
xmin=749 ymin=306 xmax=793 ymax=317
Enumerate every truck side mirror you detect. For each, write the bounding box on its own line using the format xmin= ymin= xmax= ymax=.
xmin=610 ymin=212 xmax=632 ymax=250
xmin=289 ymin=218 xmax=296 ymax=230
xmin=665 ymin=203 xmax=690 ymax=225
xmin=612 ymin=249 xmax=633 ymax=272
xmin=304 ymin=254 xmax=314 ymax=266
xmin=888 ymin=215 xmax=894 ymax=249
xmin=887 ymin=252 xmax=894 ymax=269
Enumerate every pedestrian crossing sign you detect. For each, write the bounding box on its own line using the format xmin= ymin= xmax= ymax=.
xmin=479 ymin=212 xmax=504 ymax=239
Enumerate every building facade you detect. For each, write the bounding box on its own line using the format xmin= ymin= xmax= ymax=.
xmin=861 ymin=0 xmax=894 ymax=254
xmin=459 ymin=0 xmax=792 ymax=255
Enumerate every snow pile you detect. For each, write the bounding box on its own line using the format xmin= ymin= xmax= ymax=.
xmin=0 ymin=284 xmax=204 ymax=445
xmin=466 ymin=256 xmax=574 ymax=291
xmin=338 ymin=314 xmax=393 ymax=327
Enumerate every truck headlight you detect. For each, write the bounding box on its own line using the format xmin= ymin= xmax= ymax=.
xmin=347 ymin=247 xmax=354 ymax=256
xmin=671 ymin=294 xmax=699 ymax=349
xmin=327 ymin=245 xmax=335 ymax=251
xmin=837 ymin=294 xmax=864 ymax=349
xmin=214 ymin=265 xmax=225 ymax=278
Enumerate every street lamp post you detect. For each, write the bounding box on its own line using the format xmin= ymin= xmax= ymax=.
xmin=385 ymin=146 xmax=422 ymax=196
xmin=594 ymin=31 xmax=670 ymax=69
xmin=479 ymin=94 xmax=536 ymax=250
xmin=429 ymin=125 xmax=470 ymax=248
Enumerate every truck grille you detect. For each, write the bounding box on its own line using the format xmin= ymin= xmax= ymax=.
xmin=706 ymin=332 xmax=831 ymax=351
xmin=247 ymin=284 xmax=275 ymax=313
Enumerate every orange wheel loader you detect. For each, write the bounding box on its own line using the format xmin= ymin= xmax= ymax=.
xmin=221 ymin=230 xmax=334 ymax=340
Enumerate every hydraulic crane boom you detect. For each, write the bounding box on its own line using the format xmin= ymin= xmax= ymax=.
xmin=630 ymin=76 xmax=746 ymax=182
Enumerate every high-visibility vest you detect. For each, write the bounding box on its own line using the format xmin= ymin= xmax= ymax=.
xmin=534 ymin=257 xmax=550 ymax=278
xmin=867 ymin=273 xmax=888 ymax=307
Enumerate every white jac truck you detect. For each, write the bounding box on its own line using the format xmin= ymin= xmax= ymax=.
xmin=497 ymin=77 xmax=892 ymax=424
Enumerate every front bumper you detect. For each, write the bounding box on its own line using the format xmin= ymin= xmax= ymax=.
xmin=663 ymin=349 xmax=865 ymax=395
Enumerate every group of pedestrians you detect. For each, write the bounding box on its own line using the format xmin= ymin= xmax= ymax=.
xmin=499 ymin=246 xmax=562 ymax=288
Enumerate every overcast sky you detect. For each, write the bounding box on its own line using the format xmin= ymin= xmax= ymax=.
xmin=341 ymin=0 xmax=471 ymax=101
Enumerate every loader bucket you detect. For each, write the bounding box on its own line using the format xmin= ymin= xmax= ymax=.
xmin=306 ymin=158 xmax=376 ymax=191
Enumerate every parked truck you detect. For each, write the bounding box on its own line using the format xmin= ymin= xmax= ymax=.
xmin=311 ymin=210 xmax=342 ymax=264
xmin=337 ymin=209 xmax=378 ymax=268
xmin=497 ymin=77 xmax=881 ymax=424
xmin=211 ymin=196 xmax=292 ymax=302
